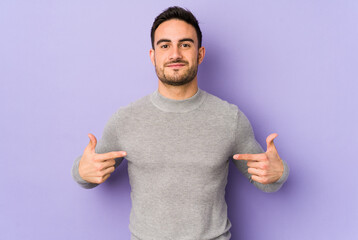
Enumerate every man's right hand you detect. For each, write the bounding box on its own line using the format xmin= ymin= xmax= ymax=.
xmin=78 ymin=133 xmax=127 ymax=184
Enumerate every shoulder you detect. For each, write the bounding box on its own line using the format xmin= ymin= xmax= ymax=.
xmin=201 ymin=90 xmax=241 ymax=117
xmin=110 ymin=92 xmax=153 ymax=120
xmin=201 ymin=90 xmax=252 ymax=127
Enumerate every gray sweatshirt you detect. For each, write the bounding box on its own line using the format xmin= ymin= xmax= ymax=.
xmin=72 ymin=89 xmax=289 ymax=240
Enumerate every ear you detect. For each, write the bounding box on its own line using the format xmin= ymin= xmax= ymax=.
xmin=149 ymin=48 xmax=155 ymax=66
xmin=198 ymin=46 xmax=206 ymax=65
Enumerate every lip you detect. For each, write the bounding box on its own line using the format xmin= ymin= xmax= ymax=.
xmin=166 ymin=63 xmax=186 ymax=68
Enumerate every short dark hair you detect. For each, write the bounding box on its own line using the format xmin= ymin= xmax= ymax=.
xmin=151 ymin=6 xmax=202 ymax=49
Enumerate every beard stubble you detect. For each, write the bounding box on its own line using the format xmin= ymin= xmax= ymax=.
xmin=155 ymin=59 xmax=198 ymax=86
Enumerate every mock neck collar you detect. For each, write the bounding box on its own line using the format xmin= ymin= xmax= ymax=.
xmin=150 ymin=88 xmax=206 ymax=113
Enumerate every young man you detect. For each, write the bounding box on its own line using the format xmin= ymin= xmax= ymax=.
xmin=72 ymin=6 xmax=289 ymax=240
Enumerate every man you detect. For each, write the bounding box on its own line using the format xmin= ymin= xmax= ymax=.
xmin=72 ymin=6 xmax=289 ymax=240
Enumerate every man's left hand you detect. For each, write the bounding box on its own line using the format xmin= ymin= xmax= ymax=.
xmin=233 ymin=133 xmax=284 ymax=184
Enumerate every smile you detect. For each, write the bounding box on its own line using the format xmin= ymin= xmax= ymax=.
xmin=165 ymin=61 xmax=188 ymax=68
xmin=166 ymin=63 xmax=186 ymax=68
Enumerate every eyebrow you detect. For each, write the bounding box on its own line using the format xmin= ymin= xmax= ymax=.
xmin=156 ymin=38 xmax=195 ymax=46
xmin=179 ymin=38 xmax=195 ymax=43
xmin=156 ymin=39 xmax=171 ymax=46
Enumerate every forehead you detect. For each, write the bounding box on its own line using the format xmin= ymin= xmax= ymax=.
xmin=154 ymin=19 xmax=198 ymax=43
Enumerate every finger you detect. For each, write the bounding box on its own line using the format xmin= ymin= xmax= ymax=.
xmin=101 ymin=159 xmax=116 ymax=170
xmin=102 ymin=173 xmax=111 ymax=182
xmin=250 ymin=175 xmax=266 ymax=184
xmin=101 ymin=165 xmax=115 ymax=175
xmin=87 ymin=133 xmax=97 ymax=152
xmin=266 ymin=133 xmax=278 ymax=152
xmin=94 ymin=173 xmax=112 ymax=184
xmin=247 ymin=161 xmax=266 ymax=169
xmin=103 ymin=174 xmax=111 ymax=182
xmin=248 ymin=167 xmax=265 ymax=176
xmin=95 ymin=151 xmax=127 ymax=162
xmin=233 ymin=153 xmax=267 ymax=161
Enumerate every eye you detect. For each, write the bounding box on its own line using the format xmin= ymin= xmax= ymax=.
xmin=181 ymin=43 xmax=190 ymax=48
xmin=160 ymin=44 xmax=169 ymax=49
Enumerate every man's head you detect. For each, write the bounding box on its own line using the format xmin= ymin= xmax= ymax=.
xmin=150 ymin=7 xmax=205 ymax=87
xmin=151 ymin=6 xmax=202 ymax=49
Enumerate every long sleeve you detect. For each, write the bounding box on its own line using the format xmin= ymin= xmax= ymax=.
xmin=231 ymin=109 xmax=289 ymax=193
xmin=71 ymin=110 xmax=125 ymax=189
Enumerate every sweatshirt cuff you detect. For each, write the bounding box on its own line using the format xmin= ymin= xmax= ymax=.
xmin=253 ymin=159 xmax=289 ymax=193
xmin=275 ymin=159 xmax=289 ymax=185
xmin=71 ymin=155 xmax=98 ymax=189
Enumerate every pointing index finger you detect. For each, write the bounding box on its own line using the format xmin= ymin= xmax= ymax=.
xmin=95 ymin=151 xmax=127 ymax=161
xmin=233 ymin=153 xmax=266 ymax=161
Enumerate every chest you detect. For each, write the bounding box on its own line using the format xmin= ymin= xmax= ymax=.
xmin=118 ymin=113 xmax=235 ymax=173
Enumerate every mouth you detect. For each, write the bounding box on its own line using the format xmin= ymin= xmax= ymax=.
xmin=165 ymin=62 xmax=187 ymax=68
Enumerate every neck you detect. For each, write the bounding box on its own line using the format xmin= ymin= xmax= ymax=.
xmin=158 ymin=77 xmax=198 ymax=100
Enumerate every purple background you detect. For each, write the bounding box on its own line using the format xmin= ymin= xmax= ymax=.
xmin=1 ymin=1 xmax=357 ymax=239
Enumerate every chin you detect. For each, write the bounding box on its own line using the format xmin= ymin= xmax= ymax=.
xmin=159 ymin=77 xmax=194 ymax=86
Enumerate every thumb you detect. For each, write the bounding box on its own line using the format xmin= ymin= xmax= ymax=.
xmin=266 ymin=133 xmax=278 ymax=152
xmin=87 ymin=133 xmax=97 ymax=152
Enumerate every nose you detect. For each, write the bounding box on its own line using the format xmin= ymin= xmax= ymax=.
xmin=169 ymin=45 xmax=182 ymax=60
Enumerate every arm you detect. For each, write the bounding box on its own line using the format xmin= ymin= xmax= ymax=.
xmin=231 ymin=110 xmax=289 ymax=193
xmin=71 ymin=111 xmax=126 ymax=189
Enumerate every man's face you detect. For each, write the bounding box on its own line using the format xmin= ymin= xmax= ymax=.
xmin=150 ymin=19 xmax=205 ymax=86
